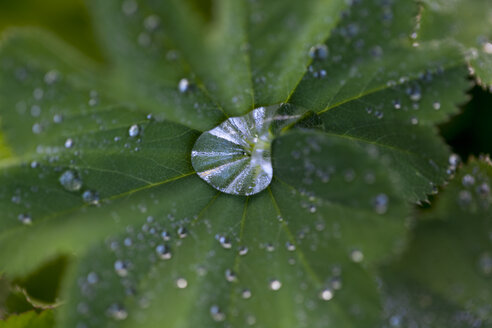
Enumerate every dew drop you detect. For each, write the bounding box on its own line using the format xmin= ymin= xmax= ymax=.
xmin=44 ymin=70 xmax=59 ymax=84
xmin=210 ymin=305 xmax=225 ymax=322
xmin=18 ymin=213 xmax=32 ymax=225
xmin=462 ymin=174 xmax=475 ymax=187
xmin=238 ymin=246 xmax=249 ymax=256
xmin=59 ymin=170 xmax=82 ymax=192
xmin=269 ymin=279 xmax=282 ymax=291
xmin=161 ymin=230 xmax=171 ymax=241
xmin=449 ymin=154 xmax=461 ymax=169
xmin=128 ymin=124 xmax=140 ymax=138
xmin=156 ymin=244 xmax=172 ymax=260
xmin=372 ymin=193 xmax=389 ymax=214
xmin=192 ymin=105 xmax=296 ymax=196
xmin=350 ymin=249 xmax=364 ymax=263
xmin=218 ymin=235 xmax=232 ymax=249
xmin=64 ymin=138 xmax=74 ymax=149
xmin=107 ymin=304 xmax=128 ymax=321
xmin=114 ymin=260 xmax=129 ymax=277
xmin=178 ymin=78 xmax=191 ymax=93
xmin=144 ymin=15 xmax=160 ymax=31
xmin=82 ymin=190 xmax=99 ymax=205
xmin=177 ymin=226 xmax=187 ymax=238
xmin=53 ymin=114 xmax=63 ymax=123
xmin=225 ymin=269 xmax=238 ymax=282
xmin=406 ymin=84 xmax=422 ymax=102
xmin=319 ymin=288 xmax=334 ymax=301
xmin=241 ymin=288 xmax=252 ymax=299
xmin=87 ymin=272 xmax=99 ymax=284
xmin=33 ymin=88 xmax=44 ymax=100
xmin=176 ymin=277 xmax=188 ymax=289
xmin=308 ymin=44 xmax=329 ymax=60
xmin=285 ymin=241 xmax=296 ymax=251
xmin=478 ymin=183 xmax=490 ymax=196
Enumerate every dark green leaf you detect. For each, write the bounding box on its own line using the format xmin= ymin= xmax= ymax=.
xmin=381 ymin=159 xmax=492 ymax=326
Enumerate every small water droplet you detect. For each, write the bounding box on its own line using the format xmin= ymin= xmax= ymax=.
xmin=32 ymin=123 xmax=42 ymax=134
xmin=144 ymin=15 xmax=160 ymax=31
xmin=114 ymin=260 xmax=129 ymax=277
xmin=449 ymin=154 xmax=460 ymax=168
xmin=217 ymin=235 xmax=232 ymax=249
xmin=178 ymin=78 xmax=191 ymax=93
xmin=176 ymin=277 xmax=188 ymax=289
xmin=44 ymin=70 xmax=59 ymax=84
xmin=309 ymin=44 xmax=329 ymax=60
xmin=107 ymin=304 xmax=128 ymax=321
xmin=285 ymin=241 xmax=296 ymax=251
xmin=59 ymin=170 xmax=83 ymax=192
xmin=225 ymin=269 xmax=238 ymax=282
xmin=33 ymin=88 xmax=44 ymax=100
xmin=18 ymin=213 xmax=32 ymax=225
xmin=238 ymin=246 xmax=249 ymax=256
xmin=477 ymin=183 xmax=490 ymax=196
xmin=64 ymin=138 xmax=74 ymax=149
xmin=372 ymin=193 xmax=389 ymax=214
xmin=462 ymin=174 xmax=475 ymax=187
xmin=128 ymin=124 xmax=140 ymax=138
xmin=82 ymin=190 xmax=99 ymax=205
xmin=53 ymin=114 xmax=63 ymax=123
xmin=269 ymin=279 xmax=282 ymax=291
xmin=210 ymin=305 xmax=225 ymax=322
xmin=241 ymin=288 xmax=252 ymax=299
xmin=406 ymin=84 xmax=422 ymax=102
xmin=350 ymin=249 xmax=364 ymax=263
xmin=161 ymin=230 xmax=171 ymax=241
xmin=87 ymin=272 xmax=99 ymax=284
xmin=319 ymin=288 xmax=334 ymax=301
xmin=156 ymin=244 xmax=172 ymax=260
xmin=177 ymin=226 xmax=187 ymax=238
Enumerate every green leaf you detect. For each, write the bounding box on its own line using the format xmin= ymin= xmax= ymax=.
xmin=0 ymin=311 xmax=54 ymax=328
xmin=59 ymin=130 xmax=407 ymax=327
xmin=419 ymin=0 xmax=492 ymax=86
xmin=381 ymin=158 xmax=492 ymax=326
xmin=0 ymin=0 xmax=487 ymax=327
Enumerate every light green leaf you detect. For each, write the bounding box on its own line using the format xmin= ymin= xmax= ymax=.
xmin=0 ymin=310 xmax=54 ymax=328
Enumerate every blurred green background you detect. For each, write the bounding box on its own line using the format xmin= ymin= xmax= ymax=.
xmin=0 ymin=0 xmax=103 ymax=60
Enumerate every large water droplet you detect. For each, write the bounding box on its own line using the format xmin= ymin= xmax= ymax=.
xmin=191 ymin=105 xmax=301 ymax=196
